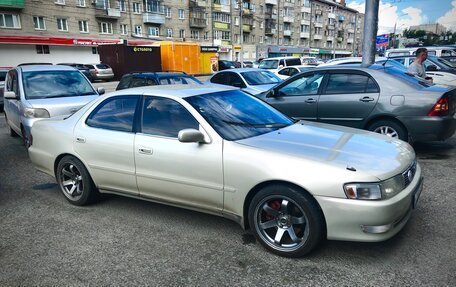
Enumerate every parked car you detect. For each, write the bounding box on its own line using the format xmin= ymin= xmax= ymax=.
xmin=258 ymin=65 xmax=456 ymax=143
xmin=85 ymin=63 xmax=114 ymax=81
xmin=243 ymin=61 xmax=254 ymax=68
xmin=0 ymin=68 xmax=8 ymax=110
xmin=318 ymin=57 xmax=407 ymax=70
xmin=116 ymin=72 xmax=203 ymax=91
xmin=276 ymin=65 xmax=317 ymax=80
xmin=258 ymin=57 xmax=302 ymax=72
xmin=386 ymin=46 xmax=456 ymax=65
xmin=301 ymin=56 xmax=324 ymax=66
xmin=207 ymin=68 xmax=282 ymax=95
xmin=58 ymin=63 xmax=94 ymax=82
xmin=28 ymin=84 xmax=423 ymax=257
xmin=389 ymin=55 xmax=456 ymax=87
xmin=218 ymin=60 xmax=238 ymax=71
xmin=3 ymin=65 xmax=104 ymax=146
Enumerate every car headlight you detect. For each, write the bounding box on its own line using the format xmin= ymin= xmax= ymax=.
xmin=344 ymin=174 xmax=405 ymax=200
xmin=380 ymin=175 xmax=404 ymax=199
xmin=24 ymin=108 xmax=50 ymax=118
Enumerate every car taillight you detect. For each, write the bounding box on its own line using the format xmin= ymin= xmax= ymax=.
xmin=427 ymin=97 xmax=449 ymax=116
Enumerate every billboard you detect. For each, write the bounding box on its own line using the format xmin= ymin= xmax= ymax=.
xmin=376 ymin=34 xmax=389 ymax=47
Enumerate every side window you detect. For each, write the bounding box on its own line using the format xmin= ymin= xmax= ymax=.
xmin=289 ymin=68 xmax=299 ymax=76
xmin=278 ymin=68 xmax=289 ymax=76
xmin=129 ymin=77 xmax=146 ymax=88
xmin=279 ymin=59 xmax=285 ymax=67
xmin=210 ymin=73 xmax=226 ymax=85
xmin=141 ymin=97 xmax=199 ymax=138
xmin=229 ymin=73 xmax=246 ymax=88
xmin=278 ymin=73 xmax=324 ymax=96
xmin=423 ymin=60 xmax=440 ymax=70
xmin=86 ymin=96 xmax=139 ymax=132
xmin=408 ymin=58 xmax=414 ymax=65
xmin=366 ymin=78 xmax=380 ymax=93
xmin=117 ymin=75 xmax=133 ymax=90
xmin=393 ymin=58 xmax=406 ymax=65
xmin=325 ymin=73 xmax=378 ymax=94
xmin=7 ymin=70 xmax=20 ymax=96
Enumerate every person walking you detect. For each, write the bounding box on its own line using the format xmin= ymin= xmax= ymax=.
xmin=407 ymin=47 xmax=433 ymax=82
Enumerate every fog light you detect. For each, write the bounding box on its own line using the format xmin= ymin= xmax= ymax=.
xmin=360 ymin=224 xmax=392 ymax=234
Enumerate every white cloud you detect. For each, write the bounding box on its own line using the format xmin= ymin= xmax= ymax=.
xmin=437 ymin=0 xmax=456 ymax=31
xmin=347 ymin=1 xmax=427 ymax=34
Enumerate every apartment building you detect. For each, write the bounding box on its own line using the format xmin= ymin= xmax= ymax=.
xmin=0 ymin=0 xmax=364 ymax=66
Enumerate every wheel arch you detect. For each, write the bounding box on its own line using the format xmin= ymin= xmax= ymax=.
xmin=54 ymin=153 xmax=92 ymax=179
xmin=242 ymin=180 xmax=327 ymax=234
xmin=364 ymin=115 xmax=409 ymax=136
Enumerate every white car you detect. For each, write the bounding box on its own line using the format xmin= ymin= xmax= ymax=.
xmin=275 ymin=65 xmax=316 ymax=80
xmin=258 ymin=57 xmax=302 ymax=72
xmin=28 ymin=85 xmax=423 ymax=257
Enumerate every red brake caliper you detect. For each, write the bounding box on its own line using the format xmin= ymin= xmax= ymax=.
xmin=264 ymin=200 xmax=281 ymax=221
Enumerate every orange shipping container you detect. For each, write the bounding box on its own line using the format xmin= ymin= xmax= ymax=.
xmin=157 ymin=41 xmax=200 ymax=75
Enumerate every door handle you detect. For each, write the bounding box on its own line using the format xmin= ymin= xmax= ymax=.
xmin=359 ymin=97 xmax=375 ymax=102
xmin=138 ymin=147 xmax=152 ymax=154
xmin=305 ymin=98 xmax=317 ymax=103
xmin=75 ymin=137 xmax=86 ymax=143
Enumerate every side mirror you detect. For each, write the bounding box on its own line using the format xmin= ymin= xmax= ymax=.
xmin=97 ymin=87 xmax=105 ymax=95
xmin=4 ymin=91 xmax=18 ymax=100
xmin=426 ymin=65 xmax=438 ymax=71
xmin=266 ymin=89 xmax=277 ymax=98
xmin=178 ymin=129 xmax=206 ymax=143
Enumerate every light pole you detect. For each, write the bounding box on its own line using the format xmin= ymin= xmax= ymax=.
xmin=239 ymin=0 xmax=243 ymax=66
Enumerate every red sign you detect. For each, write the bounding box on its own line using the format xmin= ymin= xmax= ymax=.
xmin=0 ymin=35 xmax=121 ymax=46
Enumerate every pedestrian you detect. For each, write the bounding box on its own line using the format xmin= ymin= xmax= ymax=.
xmin=407 ymin=47 xmax=433 ymax=83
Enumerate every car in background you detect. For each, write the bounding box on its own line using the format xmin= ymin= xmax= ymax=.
xmin=218 ymin=60 xmax=238 ymax=71
xmin=207 ymin=68 xmax=282 ymax=95
xmin=318 ymin=57 xmax=407 ymax=70
xmin=258 ymin=65 xmax=456 ymax=143
xmin=276 ymin=65 xmax=317 ymax=80
xmin=0 ymin=68 xmax=8 ymax=110
xmin=3 ymin=65 xmax=104 ymax=146
xmin=258 ymin=57 xmax=302 ymax=72
xmin=386 ymin=46 xmax=456 ymax=65
xmin=85 ymin=63 xmax=114 ymax=81
xmin=116 ymin=72 xmax=203 ymax=91
xmin=389 ymin=55 xmax=456 ymax=87
xmin=301 ymin=56 xmax=324 ymax=66
xmin=28 ymin=84 xmax=422 ymax=258
xmin=58 ymin=63 xmax=94 ymax=82
xmin=243 ymin=61 xmax=254 ymax=68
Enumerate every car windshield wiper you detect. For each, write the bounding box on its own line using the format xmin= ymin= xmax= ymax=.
xmin=222 ymin=120 xmax=289 ymax=128
xmin=44 ymin=94 xmax=78 ymax=99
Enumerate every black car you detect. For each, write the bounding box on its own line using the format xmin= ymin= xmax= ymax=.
xmin=116 ymin=72 xmax=203 ymax=91
xmin=218 ymin=60 xmax=240 ymax=71
xmin=58 ymin=63 xmax=94 ymax=82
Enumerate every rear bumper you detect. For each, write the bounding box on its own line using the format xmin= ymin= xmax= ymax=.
xmin=93 ymin=73 xmax=114 ymax=80
xmin=399 ymin=115 xmax=456 ymax=142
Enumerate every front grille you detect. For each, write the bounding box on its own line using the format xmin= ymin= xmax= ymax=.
xmin=402 ymin=160 xmax=417 ymax=188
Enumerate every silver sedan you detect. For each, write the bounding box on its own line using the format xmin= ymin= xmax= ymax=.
xmin=28 ymin=85 xmax=423 ymax=257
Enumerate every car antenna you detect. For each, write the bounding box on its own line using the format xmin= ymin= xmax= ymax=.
xmin=382 ymin=57 xmax=390 ymax=68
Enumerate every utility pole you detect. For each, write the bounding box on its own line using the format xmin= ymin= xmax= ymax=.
xmin=361 ymin=0 xmax=379 ymax=67
xmin=277 ymin=0 xmax=280 ymax=45
xmin=239 ymin=0 xmax=243 ymax=66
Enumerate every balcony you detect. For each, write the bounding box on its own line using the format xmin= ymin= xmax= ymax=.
xmin=347 ymin=28 xmax=355 ymax=33
xmin=189 ymin=0 xmax=206 ymax=7
xmin=301 ymin=19 xmax=310 ymax=25
xmin=301 ymin=7 xmax=311 ymax=13
xmin=314 ymin=22 xmax=323 ymax=28
xmin=265 ymin=0 xmax=278 ymax=5
xmin=300 ymin=32 xmax=310 ymax=38
xmin=314 ymin=34 xmax=323 ymax=40
xmin=327 ymin=24 xmax=335 ymax=30
xmin=95 ymin=8 xmax=121 ymax=19
xmin=0 ymin=0 xmax=24 ymax=9
xmin=283 ymin=30 xmax=292 ymax=37
xmin=190 ymin=18 xmax=206 ymax=28
xmin=214 ymin=22 xmax=230 ymax=30
xmin=213 ymin=4 xmax=230 ymax=13
xmin=283 ymin=1 xmax=294 ymax=7
xmin=283 ymin=16 xmax=293 ymax=23
xmin=328 ymin=13 xmax=335 ymax=19
xmin=347 ymin=38 xmax=354 ymax=44
xmin=143 ymin=12 xmax=165 ymax=25
xmin=243 ymin=24 xmax=252 ymax=33
xmin=265 ymin=28 xmax=277 ymax=35
xmin=315 ymin=9 xmax=322 ymax=15
xmin=265 ymin=12 xmax=278 ymax=20
xmin=326 ymin=36 xmax=334 ymax=41
xmin=338 ymin=15 xmax=345 ymax=21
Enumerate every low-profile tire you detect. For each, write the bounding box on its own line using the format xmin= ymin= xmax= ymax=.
xmin=367 ymin=119 xmax=408 ymax=142
xmin=248 ymin=184 xmax=325 ymax=258
xmin=56 ymin=155 xmax=99 ymax=206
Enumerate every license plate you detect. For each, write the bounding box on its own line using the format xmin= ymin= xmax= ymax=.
xmin=412 ymin=177 xmax=423 ymax=209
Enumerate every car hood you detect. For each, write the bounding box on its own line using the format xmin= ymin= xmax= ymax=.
xmin=26 ymin=95 xmax=98 ymax=117
xmin=244 ymin=84 xmax=278 ymax=95
xmin=237 ymin=121 xmax=415 ymax=180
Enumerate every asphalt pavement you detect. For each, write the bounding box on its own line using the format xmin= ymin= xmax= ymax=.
xmin=0 ymin=112 xmax=455 ymax=286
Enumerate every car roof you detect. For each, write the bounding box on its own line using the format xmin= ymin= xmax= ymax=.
xmin=111 ymin=84 xmax=238 ymax=99
xmin=18 ymin=65 xmax=76 ymax=72
xmin=261 ymin=57 xmax=300 ymax=60
xmin=218 ymin=68 xmax=273 ymax=73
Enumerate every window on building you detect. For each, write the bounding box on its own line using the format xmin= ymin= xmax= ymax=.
xmin=92 ymin=47 xmax=98 ymax=54
xmin=0 ymin=13 xmax=21 ymax=28
xmin=179 ymin=29 xmax=185 ymax=39
xmin=234 ymin=17 xmax=239 ymax=26
xmin=33 ymin=16 xmax=46 ymax=30
xmin=77 ymin=0 xmax=85 ymax=7
xmin=165 ymin=7 xmax=171 ymax=18
xmin=178 ymin=9 xmax=185 ymax=19
xmin=57 ymin=18 xmax=68 ymax=31
xmin=213 ymin=12 xmax=231 ymax=23
xmin=135 ymin=25 xmax=142 ymax=36
xmin=133 ymin=2 xmax=141 ymax=14
xmin=118 ymin=0 xmax=126 ymax=12
xmin=260 ymin=21 xmax=264 ymax=29
xmin=120 ymin=24 xmax=128 ymax=35
xmin=55 ymin=0 xmax=65 ymax=5
xmin=78 ymin=20 xmax=89 ymax=33
xmin=204 ymin=31 xmax=209 ymax=40
xmin=149 ymin=26 xmax=159 ymax=37
xmin=260 ymin=36 xmax=263 ymax=43
xmin=36 ymin=45 xmax=50 ymax=54
xmin=190 ymin=30 xmax=199 ymax=40
xmin=99 ymin=22 xmax=113 ymax=34
xmin=166 ymin=28 xmax=173 ymax=38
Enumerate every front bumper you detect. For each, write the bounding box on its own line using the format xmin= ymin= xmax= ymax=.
xmin=315 ymin=163 xmax=423 ymax=242
xmin=399 ymin=115 xmax=456 ymax=142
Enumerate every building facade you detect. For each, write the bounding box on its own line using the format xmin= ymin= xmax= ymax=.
xmin=0 ymin=0 xmax=364 ymax=66
xmin=409 ymin=23 xmax=446 ymax=35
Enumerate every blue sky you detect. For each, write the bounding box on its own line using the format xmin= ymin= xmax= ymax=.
xmin=347 ymin=0 xmax=456 ymax=33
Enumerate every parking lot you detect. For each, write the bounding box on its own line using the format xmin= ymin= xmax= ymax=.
xmin=0 ymin=110 xmax=455 ymax=285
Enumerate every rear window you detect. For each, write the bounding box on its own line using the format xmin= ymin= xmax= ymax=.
xmin=382 ymin=67 xmax=434 ymax=88
xmin=285 ymin=58 xmax=302 ymax=66
xmin=96 ymin=64 xmax=110 ymax=69
xmin=258 ymin=60 xmax=279 ymax=69
xmin=0 ymin=71 xmax=6 ymax=81
xmin=240 ymin=71 xmax=281 ymax=85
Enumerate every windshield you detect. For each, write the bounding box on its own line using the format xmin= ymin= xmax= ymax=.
xmin=185 ymin=90 xmax=293 ymax=141
xmin=382 ymin=67 xmax=434 ymax=88
xmin=377 ymin=59 xmax=407 ymax=70
xmin=240 ymin=71 xmax=281 ymax=85
xmin=23 ymin=70 xmax=97 ymax=100
xmin=96 ymin=64 xmax=110 ymax=69
xmin=259 ymin=60 xmax=279 ymax=69
xmin=434 ymin=57 xmax=456 ymax=68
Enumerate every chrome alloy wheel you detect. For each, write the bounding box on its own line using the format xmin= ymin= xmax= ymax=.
xmin=254 ymin=195 xmax=310 ymax=252
xmin=59 ymin=163 xmax=84 ymax=200
xmin=373 ymin=126 xmax=399 ymax=138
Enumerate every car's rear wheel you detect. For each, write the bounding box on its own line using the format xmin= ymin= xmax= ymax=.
xmin=248 ymin=184 xmax=325 ymax=257
xmin=368 ymin=119 xmax=408 ymax=141
xmin=56 ymin=156 xmax=99 ymax=206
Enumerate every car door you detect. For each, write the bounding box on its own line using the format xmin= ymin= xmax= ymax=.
xmin=74 ymin=95 xmax=140 ymax=195
xmin=4 ymin=69 xmax=22 ymax=133
xmin=317 ymin=71 xmax=380 ymax=128
xmin=210 ymin=72 xmax=227 ymax=85
xmin=227 ymin=72 xmax=247 ymax=89
xmin=134 ymin=96 xmax=224 ymax=212
xmin=263 ymin=72 xmax=325 ymax=121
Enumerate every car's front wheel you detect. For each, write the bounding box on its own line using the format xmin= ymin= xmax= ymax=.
xmin=56 ymin=156 xmax=99 ymax=206
xmin=248 ymin=184 xmax=325 ymax=257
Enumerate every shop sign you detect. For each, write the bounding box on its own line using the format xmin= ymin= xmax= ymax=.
xmin=201 ymin=46 xmax=218 ymax=52
xmin=132 ymin=46 xmax=155 ymax=52
xmin=309 ymin=48 xmax=320 ymax=54
xmin=234 ymin=45 xmax=241 ymax=50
